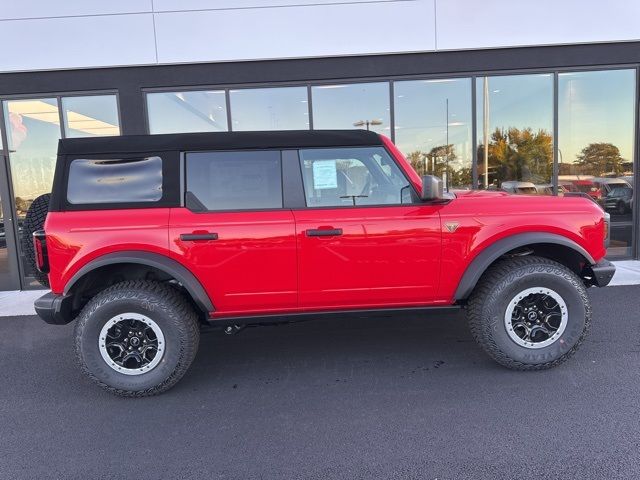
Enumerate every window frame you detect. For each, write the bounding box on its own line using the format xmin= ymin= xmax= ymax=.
xmin=295 ymin=145 xmax=421 ymax=210
xmin=56 ymin=150 xmax=180 ymax=212
xmin=60 ymin=93 xmax=122 ymax=138
xmin=66 ymin=156 xmax=164 ymax=206
xmin=182 ymin=148 xmax=287 ymax=213
xmin=145 ymin=89 xmax=229 ymax=135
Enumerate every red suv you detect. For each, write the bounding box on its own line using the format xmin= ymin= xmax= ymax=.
xmin=30 ymin=130 xmax=614 ymax=396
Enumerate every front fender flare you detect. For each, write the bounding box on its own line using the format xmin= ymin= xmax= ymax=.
xmin=454 ymin=232 xmax=595 ymax=301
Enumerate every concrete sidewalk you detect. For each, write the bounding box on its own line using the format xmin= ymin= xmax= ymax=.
xmin=2 ymin=260 xmax=639 ymax=317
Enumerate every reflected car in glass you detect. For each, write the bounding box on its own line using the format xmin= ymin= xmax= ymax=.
xmin=593 ymin=177 xmax=631 ymax=197
xmin=500 ymin=181 xmax=538 ymax=195
xmin=604 ymin=186 xmax=633 ymax=215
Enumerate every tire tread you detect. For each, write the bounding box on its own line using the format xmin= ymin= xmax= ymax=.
xmin=467 ymin=255 xmax=591 ymax=371
xmin=73 ymin=280 xmax=200 ymax=397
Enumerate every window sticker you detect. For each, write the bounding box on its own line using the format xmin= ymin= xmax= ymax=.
xmin=312 ymin=160 xmax=338 ymax=190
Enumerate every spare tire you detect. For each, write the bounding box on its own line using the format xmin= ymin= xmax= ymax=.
xmin=22 ymin=193 xmax=51 ymax=287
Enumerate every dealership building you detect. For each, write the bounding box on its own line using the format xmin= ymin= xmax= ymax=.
xmin=0 ymin=0 xmax=639 ymax=291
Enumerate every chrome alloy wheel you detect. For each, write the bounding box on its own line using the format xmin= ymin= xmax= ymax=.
xmin=99 ymin=313 xmax=165 ymax=375
xmin=504 ymin=287 xmax=568 ymax=349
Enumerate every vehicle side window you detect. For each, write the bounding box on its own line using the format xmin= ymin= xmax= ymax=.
xmin=185 ymin=150 xmax=282 ymax=211
xmin=298 ymin=147 xmax=413 ymax=207
xmin=67 ymin=157 xmax=163 ymax=204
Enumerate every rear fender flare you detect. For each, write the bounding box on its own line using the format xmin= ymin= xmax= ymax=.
xmin=64 ymin=251 xmax=214 ymax=313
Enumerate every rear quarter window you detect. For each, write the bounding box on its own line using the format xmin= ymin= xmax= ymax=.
xmin=66 ymin=157 xmax=163 ymax=204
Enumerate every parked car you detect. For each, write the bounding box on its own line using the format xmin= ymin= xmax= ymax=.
xmin=30 ymin=130 xmax=614 ymax=396
xmin=500 ymin=181 xmax=538 ymax=195
xmin=571 ymin=179 xmax=602 ymax=201
xmin=604 ymin=186 xmax=633 ymax=214
xmin=593 ymin=177 xmax=631 ymax=197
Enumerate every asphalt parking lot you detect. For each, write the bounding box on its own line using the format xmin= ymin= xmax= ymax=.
xmin=1 ymin=285 xmax=639 ymax=480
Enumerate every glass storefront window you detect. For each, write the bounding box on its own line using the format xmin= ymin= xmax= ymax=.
xmin=394 ymin=78 xmax=473 ymax=189
xmin=311 ymin=82 xmax=390 ymax=134
xmin=3 ymin=98 xmax=61 ymax=285
xmin=559 ymin=69 xmax=636 ymax=257
xmin=230 ymin=87 xmax=309 ymax=131
xmin=0 ymin=196 xmax=15 ymax=290
xmin=476 ymin=74 xmax=554 ymax=194
xmin=62 ymin=95 xmax=120 ymax=138
xmin=146 ymin=90 xmax=228 ymax=134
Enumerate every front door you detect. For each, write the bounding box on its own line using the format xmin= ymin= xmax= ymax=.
xmin=169 ymin=149 xmax=298 ymax=317
xmin=294 ymin=146 xmax=442 ymax=310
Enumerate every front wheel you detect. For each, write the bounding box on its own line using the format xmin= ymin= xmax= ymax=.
xmin=74 ymin=281 xmax=200 ymax=396
xmin=467 ymin=256 xmax=591 ymax=370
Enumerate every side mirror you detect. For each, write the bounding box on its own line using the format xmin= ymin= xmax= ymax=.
xmin=421 ymin=175 xmax=444 ymax=201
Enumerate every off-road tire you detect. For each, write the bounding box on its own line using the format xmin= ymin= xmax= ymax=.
xmin=74 ymin=280 xmax=200 ymax=397
xmin=21 ymin=193 xmax=51 ymax=287
xmin=467 ymin=256 xmax=591 ymax=370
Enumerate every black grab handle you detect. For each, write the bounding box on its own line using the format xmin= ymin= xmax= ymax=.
xmin=180 ymin=233 xmax=219 ymax=241
xmin=306 ymin=228 xmax=343 ymax=237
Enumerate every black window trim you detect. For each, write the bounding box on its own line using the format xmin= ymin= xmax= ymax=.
xmin=294 ymin=144 xmax=422 ymax=210
xmin=182 ymin=148 xmax=286 ymax=214
xmin=58 ymin=150 xmax=180 ymax=211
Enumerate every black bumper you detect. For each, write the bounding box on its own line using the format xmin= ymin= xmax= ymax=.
xmin=588 ymin=259 xmax=616 ymax=287
xmin=34 ymin=292 xmax=74 ymax=325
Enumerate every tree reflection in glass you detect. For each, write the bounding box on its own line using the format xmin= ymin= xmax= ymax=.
xmin=476 ymin=74 xmax=554 ymax=194
xmin=394 ymin=78 xmax=472 ymax=189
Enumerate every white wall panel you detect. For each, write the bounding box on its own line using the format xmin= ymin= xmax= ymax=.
xmin=0 ymin=14 xmax=157 ymax=72
xmin=153 ymin=0 xmax=415 ymax=12
xmin=154 ymin=1 xmax=435 ymax=64
xmin=436 ymin=0 xmax=640 ymax=50
xmin=0 ymin=0 xmax=152 ymax=21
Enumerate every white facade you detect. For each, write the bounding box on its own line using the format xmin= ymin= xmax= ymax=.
xmin=1 ymin=0 xmax=640 ymax=73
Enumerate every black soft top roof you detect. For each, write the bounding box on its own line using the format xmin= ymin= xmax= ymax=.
xmin=57 ymin=130 xmax=384 ymax=156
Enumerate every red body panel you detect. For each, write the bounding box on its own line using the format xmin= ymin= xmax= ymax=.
xmin=43 ymin=134 xmax=609 ymax=318
xmin=437 ymin=190 xmax=607 ymax=302
xmin=169 ymin=208 xmax=298 ymax=317
xmin=293 ymin=205 xmax=443 ymax=310
xmin=45 ymin=209 xmax=171 ymax=295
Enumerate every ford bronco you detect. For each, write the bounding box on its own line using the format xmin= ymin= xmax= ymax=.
xmin=30 ymin=130 xmax=614 ymax=396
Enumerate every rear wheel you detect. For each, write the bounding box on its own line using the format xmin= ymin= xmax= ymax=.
xmin=74 ymin=280 xmax=200 ymax=397
xmin=21 ymin=193 xmax=51 ymax=287
xmin=467 ymin=256 xmax=591 ymax=370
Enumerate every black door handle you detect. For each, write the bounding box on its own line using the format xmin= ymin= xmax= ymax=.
xmin=180 ymin=233 xmax=218 ymax=241
xmin=306 ymin=228 xmax=343 ymax=237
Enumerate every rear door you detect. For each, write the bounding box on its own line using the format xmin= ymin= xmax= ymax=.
xmin=293 ymin=146 xmax=442 ymax=310
xmin=169 ymin=149 xmax=298 ymax=317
